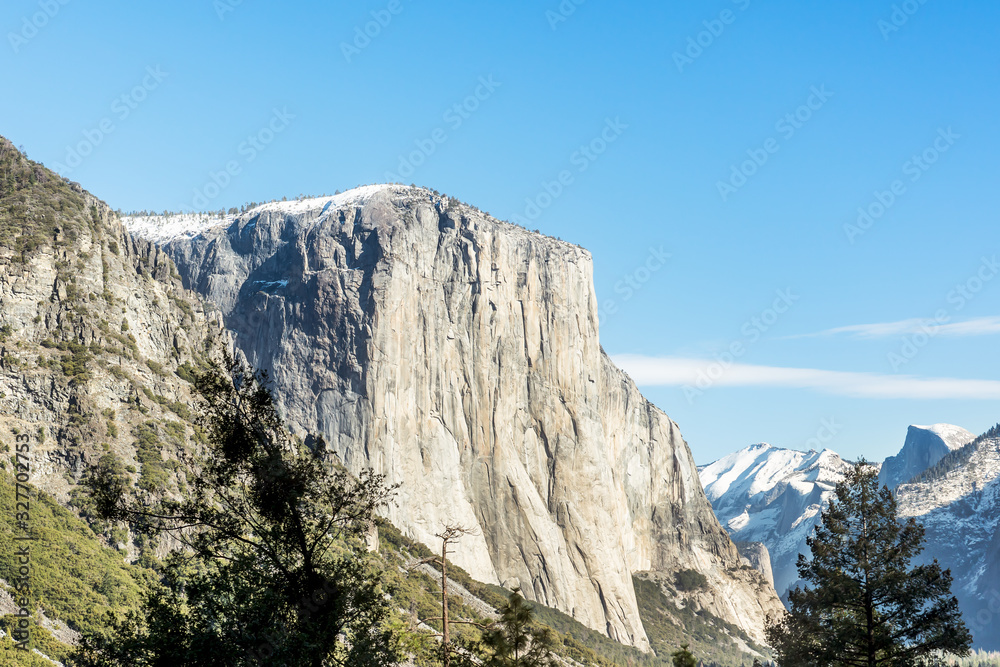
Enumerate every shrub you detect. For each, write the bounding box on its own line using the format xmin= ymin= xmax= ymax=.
xmin=674 ymin=568 xmax=708 ymax=592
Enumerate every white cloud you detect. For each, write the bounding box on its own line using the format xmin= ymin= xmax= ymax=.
xmin=611 ymin=355 xmax=1000 ymax=400
xmin=788 ymin=316 xmax=1000 ymax=340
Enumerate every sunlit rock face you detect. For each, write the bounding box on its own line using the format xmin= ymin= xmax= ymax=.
xmin=128 ymin=185 xmax=782 ymax=649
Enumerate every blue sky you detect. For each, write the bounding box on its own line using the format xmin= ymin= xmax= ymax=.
xmin=2 ymin=0 xmax=998 ymax=464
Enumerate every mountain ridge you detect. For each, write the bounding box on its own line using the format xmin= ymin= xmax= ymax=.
xmin=700 ymin=423 xmax=1000 ymax=649
xmin=699 ymin=442 xmax=854 ymax=598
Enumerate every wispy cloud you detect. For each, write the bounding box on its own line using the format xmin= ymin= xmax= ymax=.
xmin=786 ymin=316 xmax=1000 ymax=340
xmin=611 ymin=355 xmax=1000 ymax=400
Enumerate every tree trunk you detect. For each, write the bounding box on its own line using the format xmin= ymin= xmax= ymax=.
xmin=442 ymin=538 xmax=450 ymax=667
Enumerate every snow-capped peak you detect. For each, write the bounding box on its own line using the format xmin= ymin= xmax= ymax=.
xmin=698 ymin=442 xmax=853 ymax=597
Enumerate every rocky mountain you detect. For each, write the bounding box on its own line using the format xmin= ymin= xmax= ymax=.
xmin=896 ymin=424 xmax=1000 ymax=650
xmin=878 ymin=423 xmax=975 ymax=490
xmin=698 ymin=444 xmax=853 ymax=598
xmin=700 ymin=423 xmax=1000 ymax=649
xmin=0 ymin=136 xmax=218 ymax=506
xmin=124 ymin=184 xmax=784 ymax=649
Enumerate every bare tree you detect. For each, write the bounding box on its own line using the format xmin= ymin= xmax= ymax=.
xmin=413 ymin=524 xmax=479 ymax=667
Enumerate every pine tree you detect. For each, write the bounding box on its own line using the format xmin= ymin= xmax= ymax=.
xmin=766 ymin=461 xmax=972 ymax=666
xmin=477 ymin=589 xmax=556 ymax=666
xmin=671 ymin=643 xmax=697 ymax=667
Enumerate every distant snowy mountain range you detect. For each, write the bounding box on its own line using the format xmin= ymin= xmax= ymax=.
xmin=700 ymin=423 xmax=1000 ymax=649
xmin=700 ymin=444 xmax=853 ymax=599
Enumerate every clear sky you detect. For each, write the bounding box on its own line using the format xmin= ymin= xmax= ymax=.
xmin=2 ymin=0 xmax=998 ymax=464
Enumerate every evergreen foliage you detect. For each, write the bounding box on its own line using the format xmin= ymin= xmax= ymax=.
xmin=0 ymin=469 xmax=153 ymax=640
xmin=766 ymin=461 xmax=972 ymax=666
xmin=477 ymin=589 xmax=556 ymax=666
xmin=71 ymin=352 xmax=399 ymax=666
xmin=0 ymin=136 xmax=89 ymax=260
xmin=674 ymin=568 xmax=708 ymax=592
xmin=671 ymin=643 xmax=697 ymax=667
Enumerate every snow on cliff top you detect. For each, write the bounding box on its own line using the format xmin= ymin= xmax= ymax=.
xmin=911 ymin=423 xmax=976 ymax=451
xmin=250 ymin=184 xmax=407 ymax=216
xmin=123 ymin=211 xmax=236 ymax=244
xmin=123 ymin=184 xmax=411 ymax=243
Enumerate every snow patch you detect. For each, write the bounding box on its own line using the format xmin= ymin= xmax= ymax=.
xmin=123 ymin=212 xmax=234 ymax=244
xmin=254 ymin=280 xmax=289 ymax=289
xmin=912 ymin=423 xmax=976 ymax=451
xmin=248 ymin=184 xmax=408 ymax=218
xmin=124 ymin=184 xmax=415 ymax=243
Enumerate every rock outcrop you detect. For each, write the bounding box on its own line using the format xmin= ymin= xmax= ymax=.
xmin=0 ymin=136 xmax=217 ymax=506
xmin=127 ymin=184 xmax=783 ymax=648
xmin=736 ymin=542 xmax=774 ymax=589
xmin=878 ymin=423 xmax=974 ymax=490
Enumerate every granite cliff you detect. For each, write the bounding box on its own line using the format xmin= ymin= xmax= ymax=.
xmin=878 ymin=423 xmax=974 ymax=490
xmin=126 ymin=184 xmax=783 ymax=649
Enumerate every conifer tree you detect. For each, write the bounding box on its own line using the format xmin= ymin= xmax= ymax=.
xmin=671 ymin=643 xmax=697 ymax=667
xmin=478 ymin=589 xmax=555 ymax=667
xmin=71 ymin=353 xmax=399 ymax=666
xmin=766 ymin=461 xmax=972 ymax=666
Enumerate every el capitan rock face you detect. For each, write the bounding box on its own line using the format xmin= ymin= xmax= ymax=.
xmin=126 ymin=185 xmax=782 ymax=648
